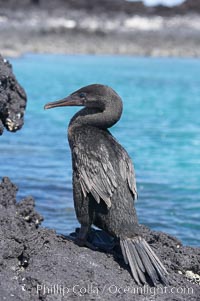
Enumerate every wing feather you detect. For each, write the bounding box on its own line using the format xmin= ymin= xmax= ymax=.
xmin=72 ymin=130 xmax=137 ymax=208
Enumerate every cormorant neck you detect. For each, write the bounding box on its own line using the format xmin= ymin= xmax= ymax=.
xmin=69 ymin=100 xmax=123 ymax=130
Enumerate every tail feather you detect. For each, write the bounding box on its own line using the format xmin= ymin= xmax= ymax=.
xmin=120 ymin=239 xmax=128 ymax=264
xmin=142 ymin=239 xmax=168 ymax=282
xmin=128 ymin=240 xmax=147 ymax=284
xmin=131 ymin=242 xmax=145 ymax=273
xmin=134 ymin=239 xmax=159 ymax=284
xmin=123 ymin=240 xmax=142 ymax=285
xmin=120 ymin=236 xmax=168 ymax=286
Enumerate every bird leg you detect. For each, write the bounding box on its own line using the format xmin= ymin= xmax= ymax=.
xmin=75 ymin=225 xmax=98 ymax=250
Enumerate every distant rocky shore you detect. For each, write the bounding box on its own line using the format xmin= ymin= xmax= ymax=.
xmin=0 ymin=0 xmax=200 ymax=57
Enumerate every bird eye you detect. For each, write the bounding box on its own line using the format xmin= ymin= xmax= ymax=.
xmin=79 ymin=92 xmax=86 ymax=99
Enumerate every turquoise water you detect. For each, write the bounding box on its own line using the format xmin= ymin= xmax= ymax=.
xmin=0 ymin=54 xmax=200 ymax=246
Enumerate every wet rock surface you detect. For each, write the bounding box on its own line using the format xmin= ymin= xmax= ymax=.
xmin=0 ymin=55 xmax=27 ymax=135
xmin=0 ymin=177 xmax=199 ymax=301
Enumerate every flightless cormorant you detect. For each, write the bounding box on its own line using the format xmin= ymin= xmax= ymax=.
xmin=45 ymin=84 xmax=168 ymax=285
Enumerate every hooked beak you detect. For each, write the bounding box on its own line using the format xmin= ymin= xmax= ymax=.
xmin=44 ymin=94 xmax=83 ymax=110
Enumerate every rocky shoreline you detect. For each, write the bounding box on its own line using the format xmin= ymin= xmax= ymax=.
xmin=0 ymin=177 xmax=200 ymax=301
xmin=0 ymin=1 xmax=200 ymax=57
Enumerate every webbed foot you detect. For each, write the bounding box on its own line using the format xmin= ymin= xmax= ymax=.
xmin=75 ymin=237 xmax=98 ymax=250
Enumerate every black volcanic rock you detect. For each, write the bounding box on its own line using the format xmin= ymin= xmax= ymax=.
xmin=153 ymin=0 xmax=200 ymax=15
xmin=65 ymin=0 xmax=147 ymax=15
xmin=179 ymin=0 xmax=200 ymax=13
xmin=0 ymin=177 xmax=200 ymax=301
xmin=0 ymin=0 xmax=147 ymax=14
xmin=0 ymin=0 xmax=199 ymax=18
xmin=0 ymin=55 xmax=27 ymax=135
xmin=0 ymin=0 xmax=152 ymax=15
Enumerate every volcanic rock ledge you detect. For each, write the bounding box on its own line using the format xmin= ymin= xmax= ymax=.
xmin=0 ymin=177 xmax=199 ymax=301
xmin=0 ymin=55 xmax=27 ymax=135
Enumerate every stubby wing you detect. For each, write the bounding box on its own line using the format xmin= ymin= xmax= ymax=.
xmin=72 ymin=130 xmax=137 ymax=208
xmin=119 ymin=150 xmax=138 ymax=200
xmin=73 ymin=142 xmax=118 ymax=208
xmin=110 ymin=135 xmax=137 ymax=200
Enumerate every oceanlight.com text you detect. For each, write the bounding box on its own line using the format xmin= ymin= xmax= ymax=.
xmin=36 ymin=283 xmax=194 ymax=297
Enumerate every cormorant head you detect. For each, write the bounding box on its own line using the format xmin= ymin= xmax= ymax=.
xmin=44 ymin=84 xmax=123 ymax=112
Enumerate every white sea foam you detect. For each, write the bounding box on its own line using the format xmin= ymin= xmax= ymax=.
xmin=124 ymin=16 xmax=163 ymax=30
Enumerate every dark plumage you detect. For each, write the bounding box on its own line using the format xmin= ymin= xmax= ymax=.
xmin=45 ymin=84 xmax=168 ymax=285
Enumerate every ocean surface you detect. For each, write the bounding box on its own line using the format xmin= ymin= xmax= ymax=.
xmin=0 ymin=54 xmax=200 ymax=246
